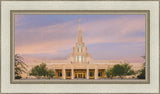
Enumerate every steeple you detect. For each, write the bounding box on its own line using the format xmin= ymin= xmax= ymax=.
xmin=78 ymin=18 xmax=83 ymax=42
xmin=68 ymin=18 xmax=92 ymax=64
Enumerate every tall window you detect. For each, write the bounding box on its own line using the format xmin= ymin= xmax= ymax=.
xmin=98 ymin=72 xmax=102 ymax=77
xmin=79 ymin=56 xmax=81 ymax=62
xmin=98 ymin=70 xmax=104 ymax=78
xmin=57 ymin=70 xmax=62 ymax=77
xmin=66 ymin=72 xmax=71 ymax=77
xmin=75 ymin=56 xmax=77 ymax=62
xmin=79 ymin=45 xmax=81 ymax=53
xmin=90 ymin=72 xmax=94 ymax=77
xmin=58 ymin=72 xmax=62 ymax=77
xmin=83 ymin=56 xmax=85 ymax=62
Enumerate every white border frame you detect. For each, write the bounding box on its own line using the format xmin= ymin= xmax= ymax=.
xmin=1 ymin=1 xmax=159 ymax=93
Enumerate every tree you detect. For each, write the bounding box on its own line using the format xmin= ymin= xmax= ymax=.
xmin=29 ymin=63 xmax=47 ymax=77
xmin=15 ymin=54 xmax=28 ymax=79
xmin=112 ymin=64 xmax=125 ymax=78
xmin=137 ymin=67 xmax=145 ymax=79
xmin=105 ymin=63 xmax=135 ymax=79
xmin=137 ymin=63 xmax=145 ymax=79
xmin=122 ymin=63 xmax=135 ymax=76
xmin=105 ymin=68 xmax=113 ymax=79
xmin=29 ymin=63 xmax=55 ymax=79
xmin=112 ymin=64 xmax=135 ymax=79
xmin=47 ymin=69 xmax=55 ymax=78
xmin=137 ymin=56 xmax=145 ymax=79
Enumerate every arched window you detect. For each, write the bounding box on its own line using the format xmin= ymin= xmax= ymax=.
xmin=75 ymin=56 xmax=77 ymax=62
xmin=79 ymin=56 xmax=81 ymax=62
xmin=83 ymin=56 xmax=85 ymax=62
xmin=79 ymin=45 xmax=81 ymax=53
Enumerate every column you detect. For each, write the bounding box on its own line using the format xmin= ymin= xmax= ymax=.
xmin=95 ymin=66 xmax=98 ymax=79
xmin=87 ymin=66 xmax=89 ymax=79
xmin=62 ymin=66 xmax=66 ymax=79
xmin=71 ymin=68 xmax=74 ymax=79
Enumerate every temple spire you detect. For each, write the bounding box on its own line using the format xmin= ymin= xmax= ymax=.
xmin=78 ymin=18 xmax=83 ymax=42
xmin=79 ymin=18 xmax=81 ymax=31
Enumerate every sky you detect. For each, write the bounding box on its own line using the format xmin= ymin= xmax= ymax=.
xmin=15 ymin=14 xmax=145 ymax=63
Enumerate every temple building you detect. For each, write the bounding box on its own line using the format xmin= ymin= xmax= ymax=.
xmin=52 ymin=19 xmax=127 ymax=79
xmin=25 ymin=19 xmax=144 ymax=79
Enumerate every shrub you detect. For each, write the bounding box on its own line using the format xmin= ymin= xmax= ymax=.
xmin=105 ymin=63 xmax=135 ymax=79
xmin=29 ymin=63 xmax=55 ymax=79
xmin=105 ymin=68 xmax=113 ymax=79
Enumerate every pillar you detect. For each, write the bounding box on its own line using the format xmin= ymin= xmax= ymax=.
xmin=62 ymin=66 xmax=66 ymax=79
xmin=95 ymin=66 xmax=98 ymax=79
xmin=71 ymin=68 xmax=74 ymax=79
xmin=87 ymin=66 xmax=89 ymax=79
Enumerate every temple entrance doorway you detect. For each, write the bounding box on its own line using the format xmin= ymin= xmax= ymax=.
xmin=89 ymin=69 xmax=95 ymax=79
xmin=74 ymin=69 xmax=86 ymax=79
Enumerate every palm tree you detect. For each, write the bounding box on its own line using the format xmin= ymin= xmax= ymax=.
xmin=15 ymin=54 xmax=28 ymax=79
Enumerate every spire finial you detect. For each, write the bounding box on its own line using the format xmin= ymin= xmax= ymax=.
xmin=78 ymin=18 xmax=82 ymax=42
xmin=79 ymin=18 xmax=81 ymax=24
xmin=79 ymin=18 xmax=81 ymax=30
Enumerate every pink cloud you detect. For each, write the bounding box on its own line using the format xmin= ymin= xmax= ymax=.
xmin=82 ymin=16 xmax=145 ymax=33
xmin=15 ymin=15 xmax=145 ymax=57
xmin=15 ymin=38 xmax=74 ymax=55
xmin=82 ymin=16 xmax=145 ymax=45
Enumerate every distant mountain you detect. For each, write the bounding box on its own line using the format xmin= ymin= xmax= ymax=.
xmin=21 ymin=55 xmax=67 ymax=65
xmin=22 ymin=54 xmax=145 ymax=65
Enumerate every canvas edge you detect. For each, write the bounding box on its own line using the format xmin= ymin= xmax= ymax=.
xmin=10 ymin=10 xmax=149 ymax=84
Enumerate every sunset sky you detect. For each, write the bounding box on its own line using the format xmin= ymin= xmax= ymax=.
xmin=15 ymin=15 xmax=145 ymax=63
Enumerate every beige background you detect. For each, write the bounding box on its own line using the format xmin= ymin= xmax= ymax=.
xmin=1 ymin=1 xmax=159 ymax=93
